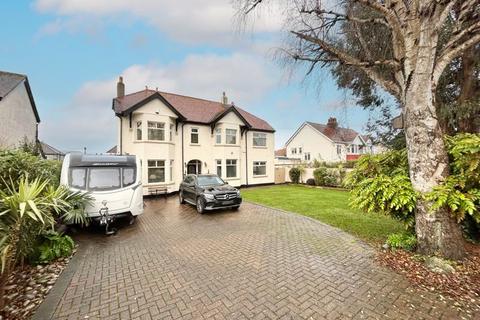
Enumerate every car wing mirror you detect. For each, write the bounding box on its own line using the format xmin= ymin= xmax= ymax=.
xmin=225 ymin=181 xmax=229 ymax=184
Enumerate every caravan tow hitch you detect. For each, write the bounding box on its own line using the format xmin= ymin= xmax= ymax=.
xmin=99 ymin=200 xmax=117 ymax=235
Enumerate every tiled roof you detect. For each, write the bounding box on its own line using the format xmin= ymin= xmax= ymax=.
xmin=40 ymin=141 xmax=64 ymax=155
xmin=106 ymin=145 xmax=117 ymax=154
xmin=306 ymin=121 xmax=359 ymax=143
xmin=275 ymin=148 xmax=286 ymax=157
xmin=113 ymin=89 xmax=274 ymax=132
xmin=0 ymin=71 xmax=25 ymax=99
xmin=0 ymin=70 xmax=40 ymax=122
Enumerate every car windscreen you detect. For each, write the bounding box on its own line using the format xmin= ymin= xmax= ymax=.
xmin=197 ymin=176 xmax=224 ymax=186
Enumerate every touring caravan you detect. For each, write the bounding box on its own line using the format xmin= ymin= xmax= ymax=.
xmin=60 ymin=153 xmax=143 ymax=227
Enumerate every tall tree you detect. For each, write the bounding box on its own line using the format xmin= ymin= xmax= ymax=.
xmin=239 ymin=0 xmax=480 ymax=259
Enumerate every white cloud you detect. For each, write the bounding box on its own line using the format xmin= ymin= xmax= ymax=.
xmin=34 ymin=0 xmax=285 ymax=45
xmin=39 ymin=52 xmax=278 ymax=153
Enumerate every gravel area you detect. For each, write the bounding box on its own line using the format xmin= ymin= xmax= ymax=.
xmin=0 ymin=250 xmax=75 ymax=320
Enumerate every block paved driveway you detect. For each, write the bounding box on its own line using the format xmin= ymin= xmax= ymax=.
xmin=42 ymin=197 xmax=470 ymax=320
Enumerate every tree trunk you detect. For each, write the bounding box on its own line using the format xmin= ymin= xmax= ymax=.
xmin=457 ymin=47 xmax=476 ymax=133
xmin=403 ymin=21 xmax=465 ymax=260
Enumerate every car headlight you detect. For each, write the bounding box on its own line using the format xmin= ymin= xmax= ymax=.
xmin=204 ymin=193 xmax=215 ymax=200
xmin=236 ymin=189 xmax=241 ymax=196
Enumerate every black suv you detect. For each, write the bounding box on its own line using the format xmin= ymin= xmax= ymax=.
xmin=179 ymin=174 xmax=242 ymax=213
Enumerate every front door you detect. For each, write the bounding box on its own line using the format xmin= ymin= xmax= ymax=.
xmin=187 ymin=160 xmax=202 ymax=175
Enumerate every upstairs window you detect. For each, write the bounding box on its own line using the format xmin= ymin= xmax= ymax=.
xmin=136 ymin=121 xmax=142 ymax=140
xmin=191 ymin=128 xmax=199 ymax=144
xmin=304 ymin=153 xmax=311 ymax=161
xmin=148 ymin=121 xmax=165 ymax=141
xmin=215 ymin=128 xmax=222 ymax=144
xmin=226 ymin=129 xmax=237 ymax=145
xmin=298 ymin=147 xmax=303 ymax=154
xmin=292 ymin=148 xmax=297 ymax=154
xmin=253 ymin=132 xmax=267 ymax=147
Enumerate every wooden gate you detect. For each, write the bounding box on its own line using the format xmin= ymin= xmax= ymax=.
xmin=275 ymin=167 xmax=286 ymax=184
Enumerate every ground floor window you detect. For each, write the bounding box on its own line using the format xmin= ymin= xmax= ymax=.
xmin=170 ymin=160 xmax=174 ymax=182
xmin=253 ymin=161 xmax=266 ymax=176
xmin=226 ymin=159 xmax=237 ymax=178
xmin=148 ymin=160 xmax=165 ymax=183
xmin=216 ymin=159 xmax=222 ymax=177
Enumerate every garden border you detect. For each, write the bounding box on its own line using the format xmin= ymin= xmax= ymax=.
xmin=31 ymin=241 xmax=91 ymax=320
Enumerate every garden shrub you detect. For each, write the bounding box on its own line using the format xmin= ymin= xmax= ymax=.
xmin=313 ymin=167 xmax=342 ymax=187
xmin=289 ymin=167 xmax=301 ymax=184
xmin=386 ymin=233 xmax=417 ymax=251
xmin=313 ymin=167 xmax=328 ymax=186
xmin=306 ymin=178 xmax=316 ymax=186
xmin=0 ymin=150 xmax=61 ymax=190
xmin=30 ymin=231 xmax=75 ymax=264
xmin=345 ymin=133 xmax=480 ymax=234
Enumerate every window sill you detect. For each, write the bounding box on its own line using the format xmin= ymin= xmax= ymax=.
xmin=189 ymin=143 xmax=201 ymax=146
xmin=253 ymin=175 xmax=268 ymax=178
xmin=253 ymin=146 xmax=267 ymax=149
xmin=224 ymin=177 xmax=239 ymax=180
xmin=215 ymin=144 xmax=240 ymax=147
xmin=145 ymin=182 xmax=175 ymax=186
xmin=134 ymin=140 xmax=174 ymax=145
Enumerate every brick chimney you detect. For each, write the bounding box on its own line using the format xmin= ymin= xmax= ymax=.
xmin=222 ymin=91 xmax=228 ymax=105
xmin=117 ymin=76 xmax=125 ymax=98
xmin=327 ymin=117 xmax=338 ymax=129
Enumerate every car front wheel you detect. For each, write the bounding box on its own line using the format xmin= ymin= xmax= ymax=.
xmin=196 ymin=197 xmax=205 ymax=214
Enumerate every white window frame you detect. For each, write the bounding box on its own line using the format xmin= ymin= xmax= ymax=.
xmin=292 ymin=147 xmax=297 ymax=154
xmin=147 ymin=160 xmax=165 ymax=183
xmin=336 ymin=144 xmax=342 ymax=155
xmin=169 ymin=123 xmax=174 ymax=141
xmin=191 ymin=127 xmax=199 ymax=144
xmin=215 ymin=128 xmax=222 ymax=144
xmin=170 ymin=160 xmax=174 ymax=182
xmin=304 ymin=152 xmax=311 ymax=161
xmin=225 ymin=129 xmax=237 ymax=145
xmin=216 ymin=159 xmax=222 ymax=177
xmin=253 ymin=161 xmax=267 ymax=176
xmin=147 ymin=121 xmax=165 ymax=141
xmin=252 ymin=132 xmax=267 ymax=147
xmin=136 ymin=121 xmax=142 ymax=140
xmin=298 ymin=147 xmax=303 ymax=154
xmin=226 ymin=159 xmax=237 ymax=178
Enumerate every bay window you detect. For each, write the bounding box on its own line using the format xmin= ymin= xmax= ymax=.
xmin=215 ymin=128 xmax=222 ymax=144
xmin=226 ymin=129 xmax=237 ymax=145
xmin=148 ymin=121 xmax=165 ymax=141
xmin=148 ymin=160 xmax=165 ymax=183
xmin=136 ymin=121 xmax=142 ymax=140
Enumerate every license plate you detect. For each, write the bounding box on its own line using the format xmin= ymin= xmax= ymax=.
xmin=223 ymin=200 xmax=234 ymax=205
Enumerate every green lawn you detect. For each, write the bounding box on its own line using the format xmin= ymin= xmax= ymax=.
xmin=242 ymin=184 xmax=405 ymax=244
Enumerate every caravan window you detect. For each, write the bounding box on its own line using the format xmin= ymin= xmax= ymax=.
xmin=88 ymin=168 xmax=121 ymax=191
xmin=70 ymin=168 xmax=86 ymax=189
xmin=123 ymin=168 xmax=135 ymax=187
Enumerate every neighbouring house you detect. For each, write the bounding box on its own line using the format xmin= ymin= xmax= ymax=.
xmin=274 ymin=147 xmax=301 ymax=166
xmin=0 ymin=71 xmax=40 ymax=148
xmin=40 ymin=141 xmax=65 ymax=161
xmin=105 ymin=145 xmax=118 ymax=154
xmin=112 ymin=77 xmax=275 ymax=195
xmin=284 ymin=118 xmax=380 ymax=163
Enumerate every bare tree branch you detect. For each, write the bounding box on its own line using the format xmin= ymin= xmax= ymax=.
xmin=300 ymin=8 xmax=390 ymax=27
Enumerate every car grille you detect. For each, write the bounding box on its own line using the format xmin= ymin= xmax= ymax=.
xmin=215 ymin=193 xmax=237 ymax=200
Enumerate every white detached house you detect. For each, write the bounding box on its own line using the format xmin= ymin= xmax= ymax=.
xmin=112 ymin=77 xmax=275 ymax=195
xmin=285 ymin=118 xmax=380 ymax=163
